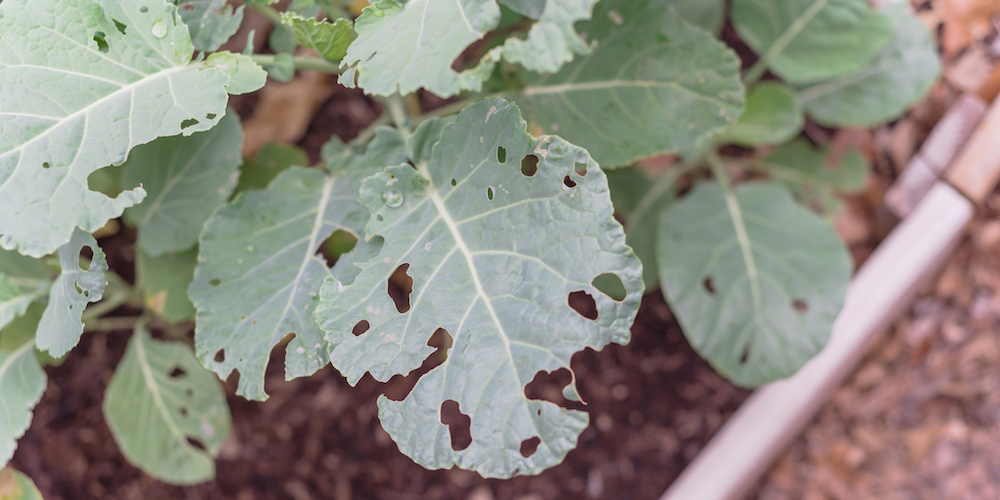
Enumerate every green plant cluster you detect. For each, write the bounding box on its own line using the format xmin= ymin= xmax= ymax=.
xmin=0 ymin=0 xmax=939 ymax=489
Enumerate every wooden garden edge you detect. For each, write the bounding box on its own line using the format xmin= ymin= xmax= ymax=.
xmin=660 ymin=181 xmax=975 ymax=500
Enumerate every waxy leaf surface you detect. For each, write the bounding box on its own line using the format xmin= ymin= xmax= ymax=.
xmin=720 ymin=82 xmax=802 ymax=147
xmin=190 ymin=130 xmax=406 ymax=400
xmin=138 ymin=248 xmax=198 ymax=324
xmin=0 ymin=0 xmax=264 ymax=257
xmin=0 ymin=339 xmax=46 ymax=469
xmin=104 ymin=329 xmax=230 ymax=485
xmin=174 ymin=0 xmax=245 ymax=52
xmin=657 ymin=182 xmax=851 ymax=387
xmin=513 ymin=0 xmax=744 ymax=168
xmin=316 ymin=98 xmax=643 ymax=477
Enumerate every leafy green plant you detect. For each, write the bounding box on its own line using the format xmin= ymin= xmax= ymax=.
xmin=0 ymin=0 xmax=939 ymax=489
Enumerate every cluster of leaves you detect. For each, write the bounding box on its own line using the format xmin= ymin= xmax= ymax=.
xmin=0 ymin=0 xmax=939 ymax=491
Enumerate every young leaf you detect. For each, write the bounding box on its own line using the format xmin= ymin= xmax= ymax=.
xmin=0 ymin=0 xmax=265 ymax=258
xmin=174 ymin=0 xmax=245 ymax=52
xmin=732 ymin=0 xmax=893 ymax=84
xmin=315 ymin=98 xmax=643 ymax=477
xmin=281 ymin=12 xmax=355 ymax=62
xmin=0 ymin=468 xmax=43 ymax=500
xmin=499 ymin=0 xmax=599 ymax=74
xmin=235 ymin=143 xmax=310 ymax=194
xmin=512 ymin=0 xmax=744 ymax=168
xmin=189 ymin=129 xmax=406 ymax=401
xmin=35 ymin=229 xmax=107 ymax=358
xmin=122 ymin=111 xmax=244 ymax=256
xmin=103 ymin=328 xmax=231 ymax=485
xmin=0 ymin=340 xmax=46 ymax=468
xmin=605 ymin=168 xmax=678 ymax=291
xmin=798 ymin=4 xmax=940 ymax=127
xmin=657 ymin=182 xmax=851 ymax=387
xmin=719 ymin=82 xmax=803 ymax=147
xmin=138 ymin=248 xmax=198 ymax=324
xmin=0 ymin=251 xmax=51 ymax=331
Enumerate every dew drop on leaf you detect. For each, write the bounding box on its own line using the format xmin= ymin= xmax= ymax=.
xmin=381 ymin=189 xmax=404 ymax=208
xmin=151 ymin=20 xmax=168 ymax=39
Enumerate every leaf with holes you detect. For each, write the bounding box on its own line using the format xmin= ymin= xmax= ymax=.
xmin=657 ymin=182 xmax=851 ymax=387
xmin=0 ymin=251 xmax=51 ymax=331
xmin=34 ymin=229 xmax=107 ymax=358
xmin=0 ymin=468 xmax=43 ymax=500
xmin=0 ymin=336 xmax=46 ymax=468
xmin=315 ymin=98 xmax=643 ymax=477
xmin=0 ymin=0 xmax=265 ymax=257
xmin=174 ymin=0 xmax=245 ymax=52
xmin=511 ymin=0 xmax=744 ymax=168
xmin=103 ymin=328 xmax=230 ymax=485
xmin=498 ymin=0 xmax=598 ymax=74
xmin=189 ymin=128 xmax=406 ymax=400
xmin=732 ymin=0 xmax=893 ymax=84
xmin=798 ymin=4 xmax=940 ymax=127
xmin=122 ymin=111 xmax=244 ymax=256
xmin=719 ymin=82 xmax=803 ymax=147
xmin=281 ymin=12 xmax=355 ymax=62
xmin=139 ymin=248 xmax=198 ymax=324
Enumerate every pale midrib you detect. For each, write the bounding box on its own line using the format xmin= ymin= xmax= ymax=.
xmin=722 ymin=188 xmax=763 ymax=326
xmin=138 ymin=134 xmax=217 ymax=229
xmin=521 ymin=80 xmax=678 ymax=95
xmin=133 ymin=332 xmax=197 ymax=455
xmin=758 ymin=0 xmax=829 ymax=71
xmin=0 ymin=65 xmax=189 ymax=190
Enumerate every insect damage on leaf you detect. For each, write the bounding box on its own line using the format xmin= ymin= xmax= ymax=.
xmin=316 ymin=98 xmax=644 ymax=478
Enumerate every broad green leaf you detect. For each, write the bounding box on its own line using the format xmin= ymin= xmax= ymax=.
xmin=753 ymin=138 xmax=868 ymax=214
xmin=174 ymin=0 xmax=245 ymax=52
xmin=0 ymin=340 xmax=46 ymax=468
xmin=103 ymin=328 xmax=230 ymax=485
xmin=189 ymin=129 xmax=406 ymax=400
xmin=235 ymin=143 xmax=310 ymax=194
xmin=512 ymin=0 xmax=744 ymax=168
xmin=0 ymin=0 xmax=265 ymax=258
xmin=339 ymin=0 xmax=502 ymax=97
xmin=281 ymin=13 xmax=355 ymax=62
xmin=657 ymin=182 xmax=851 ymax=387
xmin=799 ymin=4 xmax=940 ymax=127
xmin=0 ymin=304 xmax=61 ymax=369
xmin=499 ymin=0 xmax=598 ymax=74
xmin=35 ymin=229 xmax=107 ymax=358
xmin=662 ymin=0 xmax=725 ymax=35
xmin=719 ymin=82 xmax=803 ymax=147
xmin=0 ymin=252 xmax=51 ymax=331
xmin=0 ymin=468 xmax=43 ymax=500
xmin=732 ymin=0 xmax=893 ymax=84
xmin=606 ymin=168 xmax=678 ymax=291
xmin=138 ymin=248 xmax=198 ymax=324
xmin=122 ymin=111 xmax=244 ymax=256
xmin=315 ymin=98 xmax=643 ymax=477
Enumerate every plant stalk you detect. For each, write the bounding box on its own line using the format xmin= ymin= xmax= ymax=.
xmin=382 ymin=94 xmax=413 ymax=136
xmin=249 ymin=54 xmax=344 ymax=75
xmin=247 ymin=1 xmax=284 ymax=26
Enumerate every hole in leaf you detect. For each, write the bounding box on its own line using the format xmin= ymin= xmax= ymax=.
xmin=383 ymin=328 xmax=452 ymax=401
xmin=524 ymin=368 xmax=584 ymax=411
xmin=185 ymin=388 xmax=193 ymax=397
xmin=739 ymin=343 xmax=751 ymax=365
xmin=574 ymin=162 xmax=588 ymax=176
xmin=450 ymin=178 xmax=457 ymax=186
xmin=93 ymin=31 xmax=109 ymax=52
xmin=317 ymin=229 xmax=358 ymax=267
xmin=497 ymin=146 xmax=506 ymax=163
xmin=352 ymin=320 xmax=370 ymax=337
xmin=562 ymin=175 xmax=577 ymax=189
xmin=186 ymin=437 xmax=207 ymax=451
xmin=74 ymin=281 xmax=84 ymax=295
xmin=792 ymin=299 xmax=809 ymax=314
xmin=521 ymin=155 xmax=539 ymax=177
xmin=440 ymin=400 xmax=472 ymax=451
xmin=168 ymin=366 xmax=186 ymax=378
xmin=387 ymin=264 xmax=413 ymax=314
xmin=179 ymin=406 xmax=189 ymax=417
xmin=209 ymin=278 xmax=222 ymax=287
xmin=78 ymin=246 xmax=94 ymax=270
xmin=206 ymin=113 xmax=217 ymax=120
xmin=112 ymin=19 xmax=127 ymax=35
xmin=182 ymin=3 xmax=196 ymax=10
xmin=213 ymin=349 xmax=225 ymax=363
xmin=42 ymin=162 xmax=51 ymax=169
xmin=520 ymin=436 xmax=541 ymax=457
xmin=181 ymin=118 xmax=199 ymax=129
xmin=592 ymin=273 xmax=626 ymax=302
xmin=140 ymin=6 xmax=149 ymax=13
xmin=376 ymin=214 xmax=384 ymax=222
xmin=703 ymin=277 xmax=716 ymax=295
xmin=568 ymin=291 xmax=598 ymax=320
xmin=487 ymin=186 xmax=494 ymax=201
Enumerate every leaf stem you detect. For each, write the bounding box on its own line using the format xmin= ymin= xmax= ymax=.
xmin=247 ymin=1 xmax=284 ymax=26
xmin=85 ymin=315 xmax=142 ymax=333
xmin=249 ymin=54 xmax=344 ymax=74
xmin=706 ymin=150 xmax=733 ymax=188
xmin=415 ymin=97 xmax=480 ymax=124
xmin=742 ymin=59 xmax=769 ymax=87
xmin=353 ymin=114 xmax=393 ymax=144
xmin=81 ymin=272 xmax=140 ymax=324
xmin=381 ymin=94 xmax=413 ymax=136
